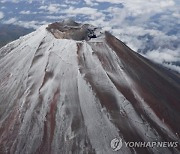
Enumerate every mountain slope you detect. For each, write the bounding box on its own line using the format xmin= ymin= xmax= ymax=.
xmin=0 ymin=21 xmax=179 ymax=154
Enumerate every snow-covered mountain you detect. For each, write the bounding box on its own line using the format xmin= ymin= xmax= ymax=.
xmin=0 ymin=20 xmax=179 ymax=154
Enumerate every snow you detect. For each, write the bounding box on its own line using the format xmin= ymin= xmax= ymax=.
xmin=0 ymin=24 xmax=179 ymax=154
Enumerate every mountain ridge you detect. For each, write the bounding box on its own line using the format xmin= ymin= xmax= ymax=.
xmin=0 ymin=21 xmax=179 ymax=154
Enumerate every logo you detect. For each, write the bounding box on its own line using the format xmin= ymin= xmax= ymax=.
xmin=110 ymin=138 xmax=123 ymax=151
xmin=110 ymin=137 xmax=179 ymax=151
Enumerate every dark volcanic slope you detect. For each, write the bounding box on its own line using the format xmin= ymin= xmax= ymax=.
xmin=0 ymin=22 xmax=179 ymax=154
xmin=105 ymin=32 xmax=180 ymax=133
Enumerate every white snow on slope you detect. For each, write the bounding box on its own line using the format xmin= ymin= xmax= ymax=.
xmin=0 ymin=25 xmax=179 ymax=154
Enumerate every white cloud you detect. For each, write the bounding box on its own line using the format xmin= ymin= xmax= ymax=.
xmin=65 ymin=0 xmax=79 ymax=5
xmin=63 ymin=7 xmax=103 ymax=18
xmin=20 ymin=10 xmax=31 ymax=15
xmin=2 ymin=18 xmax=46 ymax=29
xmin=61 ymin=4 xmax=68 ymax=8
xmin=0 ymin=0 xmax=21 ymax=2
xmin=15 ymin=20 xmax=48 ymax=29
xmin=48 ymin=4 xmax=60 ymax=14
xmin=0 ymin=11 xmax=4 ymax=19
xmin=39 ymin=4 xmax=60 ymax=14
xmin=39 ymin=5 xmax=47 ymax=10
xmin=99 ymin=1 xmax=179 ymax=74
xmin=15 ymin=20 xmax=39 ymax=29
xmin=46 ymin=15 xmax=65 ymax=20
xmin=144 ymin=49 xmax=180 ymax=72
xmin=172 ymin=12 xmax=180 ymax=18
xmin=89 ymin=0 xmax=122 ymax=4
xmin=19 ymin=10 xmax=37 ymax=15
xmin=0 ymin=0 xmax=179 ymax=72
xmin=145 ymin=49 xmax=180 ymax=63
xmin=163 ymin=63 xmax=180 ymax=73
xmin=115 ymin=0 xmax=175 ymax=16
xmin=3 ymin=18 xmax=17 ymax=24
xmin=84 ymin=0 xmax=98 ymax=6
xmin=3 ymin=0 xmax=20 ymax=3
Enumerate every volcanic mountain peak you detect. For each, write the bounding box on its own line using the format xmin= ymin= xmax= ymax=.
xmin=0 ymin=21 xmax=179 ymax=154
xmin=46 ymin=20 xmax=103 ymax=41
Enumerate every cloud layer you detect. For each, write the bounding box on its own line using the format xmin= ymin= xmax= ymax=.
xmin=0 ymin=12 xmax=4 ymax=19
xmin=0 ymin=0 xmax=179 ymax=72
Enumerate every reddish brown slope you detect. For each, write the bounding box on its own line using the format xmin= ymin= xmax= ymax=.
xmin=0 ymin=23 xmax=179 ymax=154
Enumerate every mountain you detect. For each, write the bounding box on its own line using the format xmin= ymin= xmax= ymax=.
xmin=0 ymin=24 xmax=33 ymax=48
xmin=0 ymin=20 xmax=179 ymax=154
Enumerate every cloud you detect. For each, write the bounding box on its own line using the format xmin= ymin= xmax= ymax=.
xmin=20 ymin=10 xmax=31 ymax=15
xmin=39 ymin=5 xmax=47 ymax=10
xmin=86 ymin=0 xmax=122 ymax=4
xmin=95 ymin=0 xmax=180 ymax=72
xmin=2 ymin=17 xmax=48 ymax=29
xmin=110 ymin=25 xmax=180 ymax=72
xmin=84 ymin=0 xmax=98 ymax=6
xmin=39 ymin=4 xmax=60 ymax=14
xmin=1 ymin=6 xmax=6 ymax=9
xmin=172 ymin=12 xmax=180 ymax=18
xmin=65 ymin=0 xmax=79 ymax=5
xmin=63 ymin=7 xmax=104 ymax=20
xmin=47 ymin=4 xmax=60 ymax=14
xmin=115 ymin=0 xmax=175 ymax=16
xmin=64 ymin=7 xmax=98 ymax=15
xmin=144 ymin=49 xmax=180 ymax=72
xmin=46 ymin=15 xmax=66 ymax=20
xmin=20 ymin=10 xmax=37 ymax=15
xmin=2 ymin=0 xmax=20 ymax=3
xmin=163 ymin=63 xmax=180 ymax=73
xmin=145 ymin=49 xmax=180 ymax=63
xmin=15 ymin=20 xmax=49 ymax=29
xmin=3 ymin=18 xmax=17 ymax=24
xmin=0 ymin=11 xmax=4 ymax=19
xmin=15 ymin=20 xmax=39 ymax=29
xmin=0 ymin=0 xmax=179 ymax=72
